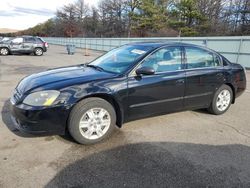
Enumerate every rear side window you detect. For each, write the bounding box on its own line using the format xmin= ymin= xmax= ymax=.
xmin=185 ymin=47 xmax=221 ymax=69
xmin=24 ymin=37 xmax=36 ymax=43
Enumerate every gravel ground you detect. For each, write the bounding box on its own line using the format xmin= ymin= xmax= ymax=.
xmin=0 ymin=45 xmax=250 ymax=188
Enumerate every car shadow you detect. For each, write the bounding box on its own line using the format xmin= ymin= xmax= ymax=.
xmin=45 ymin=142 xmax=250 ymax=188
xmin=57 ymin=129 xmax=77 ymax=143
xmin=193 ymin=108 xmax=212 ymax=114
xmin=6 ymin=53 xmax=34 ymax=56
xmin=58 ymin=52 xmax=74 ymax=55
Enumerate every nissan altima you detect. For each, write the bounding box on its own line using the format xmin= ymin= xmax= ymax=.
xmin=10 ymin=42 xmax=246 ymax=144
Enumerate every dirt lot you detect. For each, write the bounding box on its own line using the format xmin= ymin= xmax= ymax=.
xmin=0 ymin=45 xmax=250 ymax=188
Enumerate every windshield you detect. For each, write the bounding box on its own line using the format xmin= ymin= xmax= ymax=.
xmin=89 ymin=45 xmax=154 ymax=74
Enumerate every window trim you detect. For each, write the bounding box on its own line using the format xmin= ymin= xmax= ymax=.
xmin=128 ymin=45 xmax=185 ymax=77
xmin=183 ymin=46 xmax=223 ymax=70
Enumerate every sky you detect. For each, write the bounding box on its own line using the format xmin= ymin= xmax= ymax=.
xmin=0 ymin=0 xmax=99 ymax=30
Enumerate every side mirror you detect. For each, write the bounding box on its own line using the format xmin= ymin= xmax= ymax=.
xmin=136 ymin=66 xmax=155 ymax=75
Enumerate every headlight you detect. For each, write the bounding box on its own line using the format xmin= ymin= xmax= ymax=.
xmin=23 ymin=90 xmax=60 ymax=106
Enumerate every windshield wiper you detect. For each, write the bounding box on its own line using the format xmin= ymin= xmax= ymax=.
xmin=85 ymin=64 xmax=104 ymax=72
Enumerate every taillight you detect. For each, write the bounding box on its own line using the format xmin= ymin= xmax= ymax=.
xmin=44 ymin=42 xmax=48 ymax=48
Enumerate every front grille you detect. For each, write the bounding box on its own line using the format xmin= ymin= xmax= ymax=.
xmin=11 ymin=89 xmax=22 ymax=104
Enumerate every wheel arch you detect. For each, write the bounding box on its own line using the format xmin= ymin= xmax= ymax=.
xmin=0 ymin=46 xmax=10 ymax=50
xmin=34 ymin=46 xmax=43 ymax=50
xmin=34 ymin=47 xmax=43 ymax=51
xmin=72 ymin=93 xmax=124 ymax=128
xmin=224 ymin=83 xmax=236 ymax=104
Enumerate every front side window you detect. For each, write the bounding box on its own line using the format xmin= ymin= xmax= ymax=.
xmin=11 ymin=38 xmax=23 ymax=44
xmin=185 ymin=47 xmax=221 ymax=69
xmin=139 ymin=46 xmax=182 ymax=73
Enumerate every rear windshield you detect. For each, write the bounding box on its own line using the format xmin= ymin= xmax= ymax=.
xmin=37 ymin=37 xmax=45 ymax=43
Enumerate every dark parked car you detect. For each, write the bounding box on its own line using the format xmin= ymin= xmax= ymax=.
xmin=10 ymin=42 xmax=246 ymax=144
xmin=0 ymin=36 xmax=48 ymax=56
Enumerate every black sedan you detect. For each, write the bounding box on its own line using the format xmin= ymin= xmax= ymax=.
xmin=10 ymin=42 xmax=246 ymax=144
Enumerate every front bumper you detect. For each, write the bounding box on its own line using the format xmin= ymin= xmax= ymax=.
xmin=43 ymin=47 xmax=47 ymax=52
xmin=10 ymin=102 xmax=70 ymax=135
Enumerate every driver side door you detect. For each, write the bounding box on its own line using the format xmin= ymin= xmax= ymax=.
xmin=127 ymin=46 xmax=185 ymax=121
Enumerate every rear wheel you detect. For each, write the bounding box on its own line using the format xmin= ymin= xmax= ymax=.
xmin=34 ymin=48 xmax=43 ymax=56
xmin=208 ymin=85 xmax=233 ymax=115
xmin=0 ymin=48 xmax=9 ymax=56
xmin=68 ymin=97 xmax=116 ymax=144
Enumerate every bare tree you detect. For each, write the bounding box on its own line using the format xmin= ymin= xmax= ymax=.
xmin=18 ymin=0 xmax=250 ymax=37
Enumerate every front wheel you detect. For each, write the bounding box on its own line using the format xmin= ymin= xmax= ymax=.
xmin=68 ymin=97 xmax=117 ymax=144
xmin=208 ymin=85 xmax=233 ymax=115
xmin=0 ymin=48 xmax=9 ymax=56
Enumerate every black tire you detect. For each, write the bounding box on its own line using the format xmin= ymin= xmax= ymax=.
xmin=34 ymin=48 xmax=43 ymax=56
xmin=0 ymin=47 xmax=9 ymax=56
xmin=208 ymin=84 xmax=233 ymax=115
xmin=68 ymin=97 xmax=117 ymax=144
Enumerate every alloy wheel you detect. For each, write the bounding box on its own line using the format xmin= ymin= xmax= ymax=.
xmin=0 ymin=48 xmax=8 ymax=55
xmin=216 ymin=89 xmax=231 ymax=111
xmin=79 ymin=108 xmax=111 ymax=140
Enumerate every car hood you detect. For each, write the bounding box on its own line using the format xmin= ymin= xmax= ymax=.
xmin=16 ymin=65 xmax=116 ymax=94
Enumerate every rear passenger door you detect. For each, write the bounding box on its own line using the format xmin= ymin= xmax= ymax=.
xmin=184 ymin=46 xmax=225 ymax=109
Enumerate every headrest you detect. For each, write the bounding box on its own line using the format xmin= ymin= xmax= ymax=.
xmin=163 ymin=51 xmax=172 ymax=61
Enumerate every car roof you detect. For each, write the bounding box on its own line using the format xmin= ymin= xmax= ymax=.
xmin=127 ymin=41 xmax=218 ymax=53
xmin=129 ymin=41 xmax=200 ymax=48
xmin=21 ymin=35 xmax=35 ymax=38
